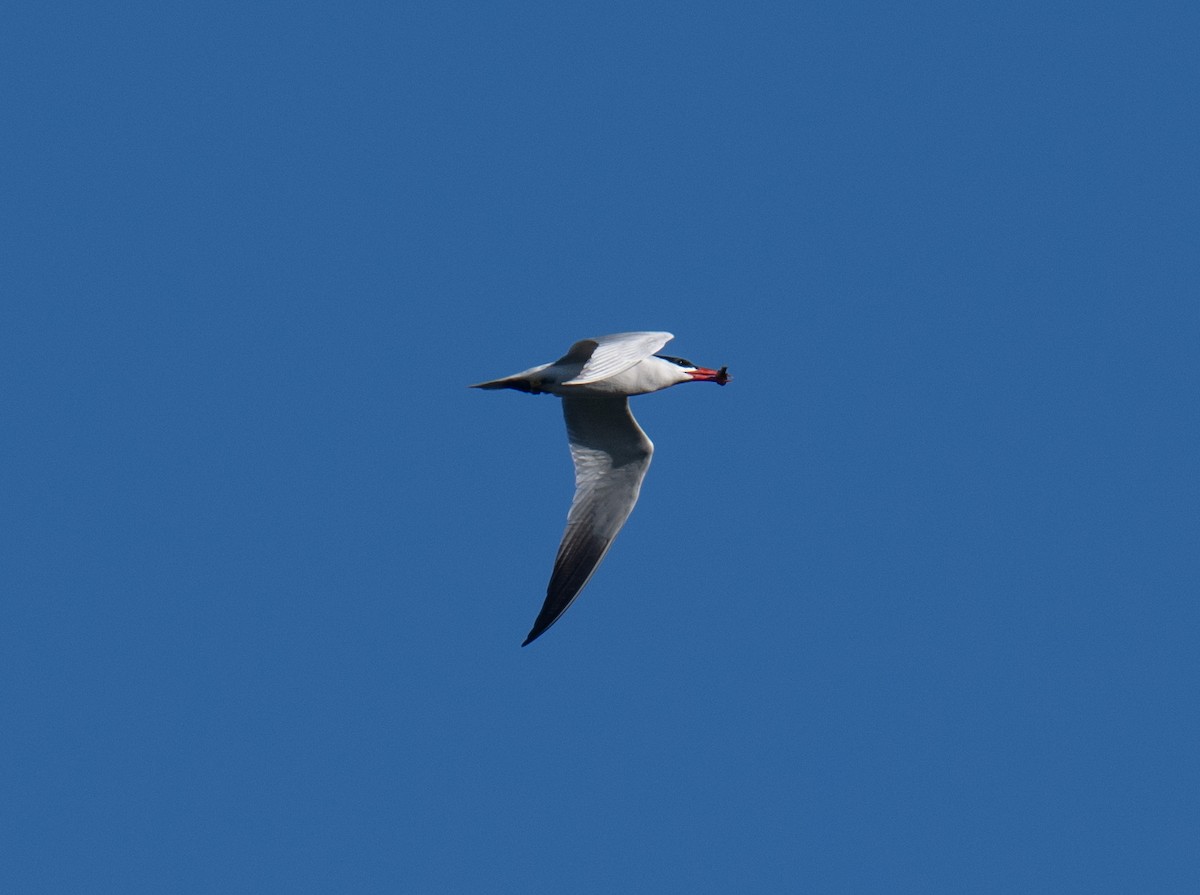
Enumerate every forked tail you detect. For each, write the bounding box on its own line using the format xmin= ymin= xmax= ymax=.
xmin=468 ymin=376 xmax=538 ymax=393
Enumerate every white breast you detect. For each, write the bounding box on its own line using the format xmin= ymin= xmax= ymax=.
xmin=548 ymin=356 xmax=690 ymax=397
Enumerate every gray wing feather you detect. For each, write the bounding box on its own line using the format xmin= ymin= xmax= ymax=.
xmin=522 ymin=396 xmax=654 ymax=645
xmin=558 ymin=331 xmax=673 ymax=386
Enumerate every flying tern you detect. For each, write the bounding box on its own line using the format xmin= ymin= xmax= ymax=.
xmin=471 ymin=331 xmax=729 ymax=646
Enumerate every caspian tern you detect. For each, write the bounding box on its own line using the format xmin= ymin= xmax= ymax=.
xmin=471 ymin=331 xmax=729 ymax=646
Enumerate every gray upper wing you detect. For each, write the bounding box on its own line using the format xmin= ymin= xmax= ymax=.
xmin=556 ymin=331 xmax=673 ymax=386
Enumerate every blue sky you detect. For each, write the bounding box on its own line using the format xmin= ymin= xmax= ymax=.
xmin=3 ymin=1 xmax=1198 ymax=891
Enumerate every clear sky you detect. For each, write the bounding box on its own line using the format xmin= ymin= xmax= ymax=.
xmin=3 ymin=1 xmax=1198 ymax=892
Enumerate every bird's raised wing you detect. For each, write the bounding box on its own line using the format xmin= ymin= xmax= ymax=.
xmin=522 ymin=396 xmax=654 ymax=645
xmin=556 ymin=331 xmax=673 ymax=385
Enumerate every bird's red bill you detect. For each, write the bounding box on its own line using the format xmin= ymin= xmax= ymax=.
xmin=689 ymin=366 xmax=731 ymax=385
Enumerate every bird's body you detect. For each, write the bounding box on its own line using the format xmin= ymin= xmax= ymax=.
xmin=471 ymin=332 xmax=729 ymax=646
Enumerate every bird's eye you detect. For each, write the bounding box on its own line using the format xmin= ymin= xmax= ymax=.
xmin=655 ymin=354 xmax=695 ymax=368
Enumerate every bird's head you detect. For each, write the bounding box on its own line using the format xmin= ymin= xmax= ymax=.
xmin=654 ymin=354 xmax=731 ymax=387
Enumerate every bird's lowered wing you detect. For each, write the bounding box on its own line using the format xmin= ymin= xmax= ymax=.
xmin=522 ymin=396 xmax=654 ymax=645
xmin=556 ymin=331 xmax=674 ymax=385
